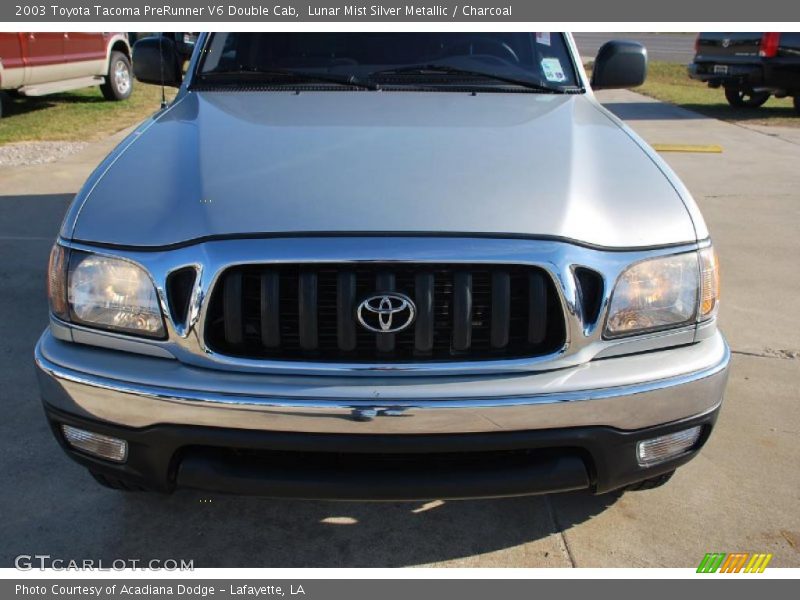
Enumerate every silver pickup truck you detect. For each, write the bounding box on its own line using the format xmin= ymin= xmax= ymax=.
xmin=35 ymin=32 xmax=728 ymax=499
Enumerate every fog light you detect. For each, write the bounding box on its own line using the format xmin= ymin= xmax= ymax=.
xmin=61 ymin=425 xmax=127 ymax=463
xmin=636 ymin=426 xmax=701 ymax=467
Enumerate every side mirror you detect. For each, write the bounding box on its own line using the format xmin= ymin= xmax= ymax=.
xmin=591 ymin=41 xmax=648 ymax=90
xmin=132 ymin=36 xmax=183 ymax=87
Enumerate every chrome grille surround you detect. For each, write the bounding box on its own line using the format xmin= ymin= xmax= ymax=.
xmin=53 ymin=236 xmax=709 ymax=377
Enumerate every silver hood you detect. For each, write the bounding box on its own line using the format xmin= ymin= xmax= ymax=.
xmin=66 ymin=90 xmax=697 ymax=249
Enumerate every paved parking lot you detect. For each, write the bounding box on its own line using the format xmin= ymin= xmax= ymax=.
xmin=0 ymin=91 xmax=798 ymax=568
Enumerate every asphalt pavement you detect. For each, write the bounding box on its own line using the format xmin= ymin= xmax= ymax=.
xmin=574 ymin=32 xmax=697 ymax=63
xmin=0 ymin=91 xmax=798 ymax=568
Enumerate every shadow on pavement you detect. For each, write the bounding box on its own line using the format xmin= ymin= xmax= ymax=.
xmin=0 ymin=193 xmax=622 ymax=568
xmin=677 ymin=103 xmax=798 ymax=123
xmin=603 ymin=100 xmax=798 ymax=123
xmin=1 ymin=92 xmax=109 ymax=119
xmin=105 ymin=489 xmax=622 ymax=567
xmin=0 ymin=193 xmax=74 ymax=238
xmin=601 ymin=101 xmax=706 ymax=121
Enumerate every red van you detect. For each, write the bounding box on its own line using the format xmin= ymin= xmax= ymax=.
xmin=0 ymin=32 xmax=132 ymax=117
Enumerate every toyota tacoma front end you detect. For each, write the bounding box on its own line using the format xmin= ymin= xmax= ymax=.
xmin=34 ymin=32 xmax=729 ymax=498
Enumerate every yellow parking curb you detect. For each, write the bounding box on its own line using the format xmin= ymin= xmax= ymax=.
xmin=652 ymin=144 xmax=723 ymax=153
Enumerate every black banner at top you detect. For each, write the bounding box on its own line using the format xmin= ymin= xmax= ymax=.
xmin=3 ymin=0 xmax=800 ymax=22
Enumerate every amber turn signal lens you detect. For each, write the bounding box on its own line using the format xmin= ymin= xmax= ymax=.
xmin=47 ymin=244 xmax=69 ymax=320
xmin=699 ymin=246 xmax=720 ymax=320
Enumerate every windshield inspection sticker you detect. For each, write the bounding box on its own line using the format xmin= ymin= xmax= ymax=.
xmin=541 ymin=58 xmax=566 ymax=82
xmin=535 ymin=32 xmax=551 ymax=46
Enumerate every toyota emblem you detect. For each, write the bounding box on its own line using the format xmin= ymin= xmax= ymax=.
xmin=356 ymin=293 xmax=416 ymax=333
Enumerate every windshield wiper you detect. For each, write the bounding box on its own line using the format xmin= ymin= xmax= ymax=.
xmin=199 ymin=68 xmax=380 ymax=90
xmin=368 ymin=64 xmax=573 ymax=93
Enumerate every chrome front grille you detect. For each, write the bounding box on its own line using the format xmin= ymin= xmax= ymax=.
xmin=204 ymin=263 xmax=566 ymax=362
xmin=56 ymin=237 xmax=706 ymax=375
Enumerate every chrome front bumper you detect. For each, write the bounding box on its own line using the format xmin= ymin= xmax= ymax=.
xmin=35 ymin=329 xmax=730 ymax=435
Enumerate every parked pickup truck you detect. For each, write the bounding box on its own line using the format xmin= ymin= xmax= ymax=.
xmin=0 ymin=32 xmax=132 ymax=117
xmin=35 ymin=33 xmax=729 ymax=499
xmin=689 ymin=32 xmax=800 ymax=112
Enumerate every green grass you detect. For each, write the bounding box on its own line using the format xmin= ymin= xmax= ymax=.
xmin=637 ymin=61 xmax=798 ymax=127
xmin=0 ymin=83 xmax=176 ymax=145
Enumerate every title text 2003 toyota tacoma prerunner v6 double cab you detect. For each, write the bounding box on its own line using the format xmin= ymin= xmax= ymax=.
xmin=35 ymin=33 xmax=729 ymax=499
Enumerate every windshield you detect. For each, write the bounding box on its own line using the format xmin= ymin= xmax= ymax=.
xmin=196 ymin=32 xmax=582 ymax=92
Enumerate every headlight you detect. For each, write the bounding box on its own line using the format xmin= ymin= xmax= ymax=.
xmin=47 ymin=245 xmax=165 ymax=338
xmin=605 ymin=252 xmax=700 ymax=337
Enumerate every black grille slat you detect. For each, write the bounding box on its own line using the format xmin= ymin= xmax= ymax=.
xmin=260 ymin=271 xmax=280 ymax=348
xmin=414 ymin=272 xmax=434 ymax=355
xmin=490 ymin=271 xmax=511 ymax=349
xmin=298 ymin=272 xmax=318 ymax=351
xmin=528 ymin=271 xmax=548 ymax=344
xmin=223 ymin=271 xmax=243 ymax=347
xmin=337 ymin=271 xmax=357 ymax=352
xmin=452 ymin=272 xmax=472 ymax=352
xmin=206 ymin=264 xmax=564 ymax=362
